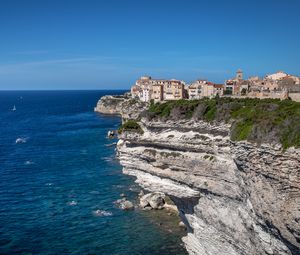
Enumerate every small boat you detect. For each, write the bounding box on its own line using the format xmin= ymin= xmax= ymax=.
xmin=12 ymin=105 xmax=16 ymax=111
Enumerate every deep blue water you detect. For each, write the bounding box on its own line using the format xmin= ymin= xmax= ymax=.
xmin=0 ymin=91 xmax=186 ymax=255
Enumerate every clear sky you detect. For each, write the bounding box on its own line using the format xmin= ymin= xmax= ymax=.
xmin=0 ymin=0 xmax=299 ymax=90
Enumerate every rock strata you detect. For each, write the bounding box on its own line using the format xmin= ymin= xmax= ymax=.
xmin=117 ymin=118 xmax=300 ymax=255
xmin=94 ymin=95 xmax=148 ymax=120
xmin=95 ymin=96 xmax=300 ymax=255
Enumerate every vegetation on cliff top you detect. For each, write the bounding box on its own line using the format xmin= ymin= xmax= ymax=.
xmin=118 ymin=120 xmax=144 ymax=134
xmin=145 ymin=98 xmax=300 ymax=149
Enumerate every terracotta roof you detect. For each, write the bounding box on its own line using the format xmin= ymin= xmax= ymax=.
xmin=214 ymin=84 xmax=224 ymax=88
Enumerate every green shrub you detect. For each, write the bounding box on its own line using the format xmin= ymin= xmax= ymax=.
xmin=145 ymin=97 xmax=300 ymax=148
xmin=118 ymin=120 xmax=143 ymax=134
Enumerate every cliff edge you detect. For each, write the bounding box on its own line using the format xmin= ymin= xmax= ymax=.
xmin=96 ymin=96 xmax=300 ymax=255
xmin=94 ymin=95 xmax=148 ymax=120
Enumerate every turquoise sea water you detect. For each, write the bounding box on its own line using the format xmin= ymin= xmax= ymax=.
xmin=0 ymin=91 xmax=187 ymax=255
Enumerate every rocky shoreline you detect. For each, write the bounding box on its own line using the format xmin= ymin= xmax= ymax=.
xmin=95 ymin=95 xmax=300 ymax=255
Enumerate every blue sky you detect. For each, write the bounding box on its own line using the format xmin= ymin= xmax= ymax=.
xmin=0 ymin=0 xmax=299 ymax=90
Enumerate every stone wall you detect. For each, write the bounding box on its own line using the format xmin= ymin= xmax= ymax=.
xmin=289 ymin=92 xmax=300 ymax=102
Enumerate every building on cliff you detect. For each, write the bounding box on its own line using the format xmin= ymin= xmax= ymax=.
xmin=224 ymin=69 xmax=249 ymax=96
xmin=131 ymin=76 xmax=186 ymax=102
xmin=188 ymin=80 xmax=206 ymax=99
xmin=130 ymin=70 xmax=300 ymax=102
xmin=151 ymin=84 xmax=164 ymax=102
xmin=163 ymin=79 xmax=185 ymax=100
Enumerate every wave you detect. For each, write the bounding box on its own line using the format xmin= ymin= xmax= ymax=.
xmin=24 ymin=160 xmax=35 ymax=165
xmin=92 ymin=210 xmax=112 ymax=217
xmin=101 ymin=156 xmax=117 ymax=162
xmin=80 ymin=149 xmax=88 ymax=155
xmin=15 ymin=137 xmax=28 ymax=144
xmin=67 ymin=200 xmax=78 ymax=206
xmin=89 ymin=191 xmax=100 ymax=195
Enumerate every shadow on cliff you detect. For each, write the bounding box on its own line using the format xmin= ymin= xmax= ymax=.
xmin=170 ymin=196 xmax=200 ymax=234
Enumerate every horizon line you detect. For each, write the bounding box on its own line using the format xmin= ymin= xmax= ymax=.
xmin=0 ymin=89 xmax=130 ymax=91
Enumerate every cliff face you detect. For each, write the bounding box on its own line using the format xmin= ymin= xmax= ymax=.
xmin=95 ymin=95 xmax=300 ymax=254
xmin=117 ymin=119 xmax=300 ymax=255
xmin=94 ymin=95 xmax=148 ymax=120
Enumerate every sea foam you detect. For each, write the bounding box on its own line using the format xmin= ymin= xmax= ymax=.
xmin=15 ymin=137 xmax=28 ymax=144
xmin=92 ymin=210 xmax=112 ymax=217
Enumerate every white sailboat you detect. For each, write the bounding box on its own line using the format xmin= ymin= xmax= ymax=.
xmin=12 ymin=105 xmax=16 ymax=111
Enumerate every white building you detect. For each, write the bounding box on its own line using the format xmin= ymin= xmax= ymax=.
xmin=141 ymin=85 xmax=152 ymax=102
xmin=266 ymin=71 xmax=288 ymax=81
xmin=188 ymin=80 xmax=207 ymax=99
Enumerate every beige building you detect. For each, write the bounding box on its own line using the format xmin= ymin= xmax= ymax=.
xmin=131 ymin=85 xmax=142 ymax=99
xmin=131 ymin=76 xmax=187 ymax=102
xmin=163 ymin=80 xmax=185 ymax=100
xmin=201 ymin=82 xmax=215 ymax=98
xmin=188 ymin=80 xmax=207 ymax=99
xmin=266 ymin=71 xmax=288 ymax=81
xmin=213 ymin=84 xmax=224 ymax=96
xmin=263 ymin=79 xmax=278 ymax=91
xmin=151 ymin=84 xmax=164 ymax=102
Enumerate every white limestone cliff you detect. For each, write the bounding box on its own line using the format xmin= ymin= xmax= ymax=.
xmin=96 ymin=95 xmax=300 ymax=255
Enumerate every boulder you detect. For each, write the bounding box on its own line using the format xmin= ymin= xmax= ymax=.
xmin=138 ymin=190 xmax=144 ymax=197
xmin=179 ymin=221 xmax=186 ymax=228
xmin=107 ymin=130 xmax=115 ymax=138
xmin=120 ymin=200 xmax=134 ymax=210
xmin=115 ymin=198 xmax=134 ymax=210
xmin=139 ymin=192 xmax=165 ymax=210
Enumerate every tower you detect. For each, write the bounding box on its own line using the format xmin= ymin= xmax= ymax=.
xmin=236 ymin=69 xmax=243 ymax=80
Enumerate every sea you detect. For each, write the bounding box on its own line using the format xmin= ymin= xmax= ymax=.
xmin=0 ymin=90 xmax=187 ymax=255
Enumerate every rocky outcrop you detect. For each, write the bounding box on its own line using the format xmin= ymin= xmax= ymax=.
xmin=94 ymin=95 xmax=300 ymax=254
xmin=94 ymin=95 xmax=148 ymax=120
xmin=115 ymin=197 xmax=134 ymax=210
xmin=116 ymin=118 xmax=300 ymax=255
xmin=139 ymin=192 xmax=165 ymax=210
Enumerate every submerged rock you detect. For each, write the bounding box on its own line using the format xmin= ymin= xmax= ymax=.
xmin=115 ymin=197 xmax=134 ymax=210
xmin=120 ymin=200 xmax=134 ymax=210
xmin=107 ymin=130 xmax=115 ymax=138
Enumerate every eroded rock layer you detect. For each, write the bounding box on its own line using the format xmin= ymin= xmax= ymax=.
xmin=95 ymin=95 xmax=300 ymax=255
xmin=117 ymin=119 xmax=300 ymax=255
xmin=94 ymin=95 xmax=147 ymax=120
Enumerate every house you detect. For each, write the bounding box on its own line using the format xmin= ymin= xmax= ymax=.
xmin=188 ymin=84 xmax=201 ymax=99
xmin=266 ymin=71 xmax=288 ymax=81
xmin=141 ymin=84 xmax=152 ymax=102
xmin=151 ymin=84 xmax=164 ymax=102
xmin=277 ymin=77 xmax=298 ymax=92
xmin=263 ymin=79 xmax=278 ymax=91
xmin=239 ymin=80 xmax=250 ymax=95
xmin=188 ymin=80 xmax=207 ymax=99
xmin=131 ymin=85 xmax=142 ymax=99
xmin=213 ymin=84 xmax=224 ymax=96
xmin=163 ymin=79 xmax=185 ymax=100
xmin=224 ymin=69 xmax=244 ymax=95
xmin=202 ymin=82 xmax=215 ymax=98
xmin=224 ymin=80 xmax=235 ymax=95
xmin=131 ymin=75 xmax=188 ymax=102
